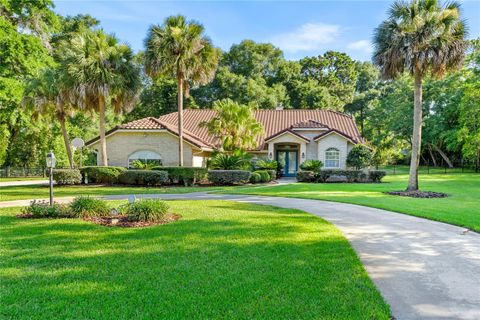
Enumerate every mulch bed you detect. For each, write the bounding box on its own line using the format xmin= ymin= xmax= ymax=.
xmin=16 ymin=214 xmax=75 ymax=219
xmin=83 ymin=213 xmax=182 ymax=228
xmin=385 ymin=190 xmax=448 ymax=198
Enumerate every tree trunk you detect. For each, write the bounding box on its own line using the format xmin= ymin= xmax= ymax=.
xmin=98 ymin=96 xmax=108 ymax=166
xmin=407 ymin=72 xmax=423 ymax=191
xmin=432 ymin=144 xmax=453 ymax=168
xmin=428 ymin=144 xmax=438 ymax=167
xmin=177 ymin=77 xmax=184 ymax=167
xmin=59 ymin=115 xmax=74 ymax=169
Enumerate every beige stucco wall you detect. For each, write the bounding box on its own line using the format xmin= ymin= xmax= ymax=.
xmin=317 ymin=133 xmax=353 ymax=169
xmin=90 ymin=131 xmax=199 ymax=167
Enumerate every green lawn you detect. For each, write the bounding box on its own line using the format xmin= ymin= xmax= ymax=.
xmin=223 ymin=173 xmax=480 ymax=232
xmin=0 ymin=200 xmax=390 ymax=319
xmin=0 ymin=184 xmax=232 ymax=202
xmin=0 ymin=177 xmax=46 ymax=182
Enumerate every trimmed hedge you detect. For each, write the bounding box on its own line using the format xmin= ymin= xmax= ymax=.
xmin=122 ymin=199 xmax=170 ymax=222
xmin=297 ymin=169 xmax=386 ymax=183
xmin=70 ymin=196 xmax=110 ymax=218
xmin=80 ymin=166 xmax=126 ymax=184
xmin=208 ymin=170 xmax=251 ymax=185
xmin=249 ymin=172 xmax=261 ymax=184
xmin=53 ymin=169 xmax=82 ymax=185
xmin=254 ymin=170 xmax=271 ymax=183
xmin=369 ymin=170 xmax=387 ymax=183
xmin=118 ymin=170 xmax=169 ymax=186
xmin=152 ymin=166 xmax=207 ymax=186
xmin=296 ymin=171 xmax=316 ymax=182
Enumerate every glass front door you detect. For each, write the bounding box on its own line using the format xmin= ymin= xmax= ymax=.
xmin=276 ymin=150 xmax=298 ymax=177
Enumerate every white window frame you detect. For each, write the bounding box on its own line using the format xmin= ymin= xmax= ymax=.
xmin=325 ymin=148 xmax=340 ymax=168
xmin=128 ymin=150 xmax=162 ymax=168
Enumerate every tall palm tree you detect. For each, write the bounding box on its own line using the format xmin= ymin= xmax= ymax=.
xmin=144 ymin=15 xmax=219 ymax=166
xmin=59 ymin=29 xmax=141 ymax=166
xmin=373 ymin=0 xmax=467 ymax=191
xmin=24 ymin=68 xmax=75 ymax=168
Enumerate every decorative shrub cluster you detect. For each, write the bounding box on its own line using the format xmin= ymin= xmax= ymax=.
xmin=253 ymin=170 xmax=271 ymax=183
xmin=209 ymin=153 xmax=247 ymax=170
xmin=70 ymin=196 xmax=110 ymax=218
xmin=297 ymin=170 xmax=387 ymax=183
xmin=208 ymin=170 xmax=251 ymax=185
xmin=299 ymin=160 xmax=323 ymax=172
xmin=368 ymin=170 xmax=387 ymax=183
xmin=152 ymin=166 xmax=207 ymax=186
xmin=254 ymin=159 xmax=278 ymax=170
xmin=21 ymin=200 xmax=72 ymax=218
xmin=80 ymin=166 xmax=126 ymax=184
xmin=52 ymin=169 xmax=82 ymax=185
xmin=249 ymin=172 xmax=261 ymax=183
xmin=118 ymin=170 xmax=169 ymax=186
xmin=121 ymin=199 xmax=170 ymax=222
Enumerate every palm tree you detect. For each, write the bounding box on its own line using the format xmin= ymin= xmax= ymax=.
xmin=373 ymin=0 xmax=467 ymax=191
xmin=24 ymin=68 xmax=75 ymax=168
xmin=59 ymin=29 xmax=141 ymax=166
xmin=144 ymin=15 xmax=219 ymax=166
xmin=201 ymin=99 xmax=264 ymax=152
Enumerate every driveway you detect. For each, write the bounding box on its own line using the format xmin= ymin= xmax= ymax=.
xmin=0 ymin=179 xmax=48 ymax=187
xmin=1 ymin=192 xmax=479 ymax=319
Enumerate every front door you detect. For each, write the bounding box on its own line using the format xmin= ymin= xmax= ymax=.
xmin=276 ymin=150 xmax=298 ymax=177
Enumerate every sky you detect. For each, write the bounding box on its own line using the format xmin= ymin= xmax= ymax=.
xmin=53 ymin=0 xmax=480 ymax=62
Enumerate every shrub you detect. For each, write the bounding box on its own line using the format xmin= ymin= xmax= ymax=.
xmin=118 ymin=170 xmax=169 ymax=186
xmin=208 ymin=170 xmax=251 ymax=185
xmin=369 ymin=170 xmax=387 ymax=183
xmin=266 ymin=169 xmax=277 ymax=181
xmin=347 ymin=145 xmax=373 ymax=170
xmin=255 ymin=159 xmax=278 ymax=170
xmin=122 ymin=199 xmax=169 ymax=222
xmin=80 ymin=166 xmax=126 ymax=184
xmin=53 ymin=169 xmax=82 ymax=185
xmin=317 ymin=170 xmax=339 ymax=183
xmin=299 ymin=160 xmax=323 ymax=172
xmin=296 ymin=171 xmax=315 ymax=182
xmin=152 ymin=166 xmax=207 ymax=186
xmin=70 ymin=196 xmax=110 ymax=218
xmin=343 ymin=170 xmax=367 ymax=183
xmin=22 ymin=200 xmax=72 ymax=218
xmin=131 ymin=159 xmax=161 ymax=170
xmin=209 ymin=153 xmax=247 ymax=170
xmin=254 ymin=170 xmax=271 ymax=183
xmin=249 ymin=172 xmax=261 ymax=183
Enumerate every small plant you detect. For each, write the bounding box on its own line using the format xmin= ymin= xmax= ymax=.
xmin=255 ymin=159 xmax=278 ymax=170
xmin=347 ymin=145 xmax=373 ymax=170
xmin=249 ymin=172 xmax=261 ymax=183
xmin=369 ymin=170 xmax=387 ymax=183
xmin=53 ymin=169 xmax=82 ymax=185
xmin=209 ymin=153 xmax=246 ymax=170
xmin=253 ymin=170 xmax=271 ymax=183
xmin=22 ymin=200 xmax=72 ymax=218
xmin=299 ymin=160 xmax=323 ymax=172
xmin=122 ymin=199 xmax=170 ymax=222
xmin=131 ymin=159 xmax=162 ymax=170
xmin=70 ymin=196 xmax=110 ymax=218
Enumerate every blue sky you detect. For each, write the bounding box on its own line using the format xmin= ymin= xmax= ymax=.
xmin=54 ymin=0 xmax=480 ymax=61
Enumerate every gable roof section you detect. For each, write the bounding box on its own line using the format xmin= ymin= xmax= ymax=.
xmin=313 ymin=129 xmax=357 ymax=144
xmin=86 ymin=110 xmax=362 ymax=150
xmin=265 ymin=129 xmax=310 ymax=143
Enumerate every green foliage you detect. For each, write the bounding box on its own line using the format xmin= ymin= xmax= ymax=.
xmin=209 ymin=153 xmax=247 ymax=170
xmin=131 ymin=159 xmax=160 ymax=170
xmin=347 ymin=145 xmax=373 ymax=170
xmin=266 ymin=169 xmax=277 ymax=181
xmin=253 ymin=170 xmax=271 ymax=183
xmin=152 ymin=166 xmax=208 ymax=185
xmin=299 ymin=160 xmax=323 ymax=172
xmin=122 ymin=199 xmax=170 ymax=222
xmin=118 ymin=170 xmax=169 ymax=186
xmin=208 ymin=170 xmax=251 ymax=185
xmin=52 ymin=169 xmax=82 ymax=185
xmin=249 ymin=172 xmax=261 ymax=184
xmin=70 ymin=196 xmax=110 ymax=218
xmin=368 ymin=171 xmax=387 ymax=183
xmin=80 ymin=166 xmax=126 ymax=184
xmin=296 ymin=171 xmax=316 ymax=182
xmin=254 ymin=159 xmax=278 ymax=170
xmin=21 ymin=200 xmax=72 ymax=218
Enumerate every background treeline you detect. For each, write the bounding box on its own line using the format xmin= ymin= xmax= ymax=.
xmin=1 ymin=0 xmax=479 ymax=169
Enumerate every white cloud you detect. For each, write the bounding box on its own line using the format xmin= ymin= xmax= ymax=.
xmin=347 ymin=40 xmax=373 ymax=53
xmin=270 ymin=23 xmax=342 ymax=52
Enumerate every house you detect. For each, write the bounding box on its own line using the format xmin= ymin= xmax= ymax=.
xmin=86 ymin=109 xmax=363 ymax=177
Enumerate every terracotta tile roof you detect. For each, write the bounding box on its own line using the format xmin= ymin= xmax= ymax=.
xmin=87 ymin=110 xmax=362 ymax=150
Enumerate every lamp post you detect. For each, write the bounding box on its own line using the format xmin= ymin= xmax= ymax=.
xmin=46 ymin=151 xmax=56 ymax=206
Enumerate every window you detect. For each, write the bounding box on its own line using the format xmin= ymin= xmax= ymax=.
xmin=325 ymin=148 xmax=340 ymax=168
xmin=128 ymin=150 xmax=162 ymax=168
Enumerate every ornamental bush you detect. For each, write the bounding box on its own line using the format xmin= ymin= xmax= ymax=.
xmin=343 ymin=170 xmax=367 ymax=183
xmin=208 ymin=170 xmax=251 ymax=185
xmin=368 ymin=170 xmax=387 ymax=183
xmin=80 ymin=166 xmax=126 ymax=184
xmin=299 ymin=160 xmax=323 ymax=172
xmin=296 ymin=171 xmax=316 ymax=182
xmin=347 ymin=145 xmax=373 ymax=170
xmin=21 ymin=200 xmax=72 ymax=218
xmin=53 ymin=169 xmax=82 ymax=185
xmin=266 ymin=169 xmax=277 ymax=181
xmin=249 ymin=172 xmax=261 ymax=184
xmin=122 ymin=199 xmax=170 ymax=222
xmin=70 ymin=196 xmax=110 ymax=218
xmin=254 ymin=170 xmax=271 ymax=183
xmin=254 ymin=159 xmax=278 ymax=170
xmin=152 ymin=166 xmax=207 ymax=186
xmin=118 ymin=170 xmax=169 ymax=186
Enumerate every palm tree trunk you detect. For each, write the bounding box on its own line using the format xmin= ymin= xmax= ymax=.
xmin=407 ymin=72 xmax=423 ymax=191
xmin=59 ymin=115 xmax=74 ymax=169
xmin=177 ymin=76 xmax=184 ymax=167
xmin=98 ymin=96 xmax=108 ymax=166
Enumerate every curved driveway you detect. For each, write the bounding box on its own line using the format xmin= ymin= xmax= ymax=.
xmin=2 ymin=192 xmax=480 ymax=319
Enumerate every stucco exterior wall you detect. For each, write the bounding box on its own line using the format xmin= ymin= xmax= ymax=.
xmin=317 ymin=133 xmax=351 ymax=169
xmin=90 ymin=131 xmax=197 ymax=167
xmin=291 ymin=130 xmax=324 ymax=161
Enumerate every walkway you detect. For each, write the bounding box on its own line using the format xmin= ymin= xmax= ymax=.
xmin=1 ymin=192 xmax=479 ymax=320
xmin=0 ymin=179 xmax=48 ymax=187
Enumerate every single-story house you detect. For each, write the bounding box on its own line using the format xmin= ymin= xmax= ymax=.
xmin=86 ymin=109 xmax=363 ymax=177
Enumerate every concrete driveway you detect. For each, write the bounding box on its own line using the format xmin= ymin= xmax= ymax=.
xmin=0 ymin=179 xmax=48 ymax=187
xmin=1 ymin=192 xmax=479 ymax=319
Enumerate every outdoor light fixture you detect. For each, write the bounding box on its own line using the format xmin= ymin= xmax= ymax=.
xmin=269 ymin=152 xmax=273 ymax=159
xmin=302 ymin=152 xmax=305 ymax=159
xmin=46 ymin=151 xmax=56 ymax=206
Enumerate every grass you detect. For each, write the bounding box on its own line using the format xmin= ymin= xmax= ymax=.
xmin=0 ymin=200 xmax=390 ymax=319
xmin=0 ymin=177 xmax=46 ymax=182
xmin=222 ymin=173 xmax=480 ymax=232
xmin=0 ymin=184 xmax=234 ymax=202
